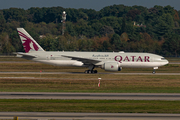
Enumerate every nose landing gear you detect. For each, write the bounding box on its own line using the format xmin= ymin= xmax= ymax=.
xmin=152 ymin=67 xmax=158 ymax=74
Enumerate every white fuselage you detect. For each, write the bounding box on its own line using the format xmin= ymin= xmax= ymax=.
xmin=22 ymin=51 xmax=169 ymax=69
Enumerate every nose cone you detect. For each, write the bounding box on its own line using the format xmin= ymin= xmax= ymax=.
xmin=162 ymin=59 xmax=169 ymax=66
xmin=165 ymin=59 xmax=169 ymax=65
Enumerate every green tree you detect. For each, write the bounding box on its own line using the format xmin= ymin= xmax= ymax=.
xmin=0 ymin=11 xmax=6 ymax=32
xmin=121 ymin=17 xmax=126 ymax=34
xmin=57 ymin=36 xmax=67 ymax=51
xmin=9 ymin=30 xmax=23 ymax=52
xmin=33 ymin=7 xmax=48 ymax=23
xmin=78 ymin=39 xmax=88 ymax=51
xmin=79 ymin=8 xmax=98 ymax=21
xmin=91 ymin=22 xmax=103 ymax=36
xmin=0 ymin=32 xmax=15 ymax=54
xmin=127 ymin=9 xmax=141 ymax=20
xmin=162 ymin=33 xmax=180 ymax=57
xmin=39 ymin=34 xmax=58 ymax=51
xmin=163 ymin=5 xmax=175 ymax=16
xmin=66 ymin=22 xmax=77 ymax=36
xmin=3 ymin=8 xmax=27 ymax=22
xmin=111 ymin=34 xmax=121 ymax=51
xmin=75 ymin=19 xmax=95 ymax=37
xmin=154 ymin=20 xmax=169 ymax=36
xmin=66 ymin=8 xmax=79 ymax=22
xmin=78 ymin=11 xmax=88 ymax=20
xmin=102 ymin=40 xmax=111 ymax=51
xmin=100 ymin=25 xmax=114 ymax=36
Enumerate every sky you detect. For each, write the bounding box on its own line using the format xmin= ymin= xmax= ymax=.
xmin=0 ymin=0 xmax=180 ymax=11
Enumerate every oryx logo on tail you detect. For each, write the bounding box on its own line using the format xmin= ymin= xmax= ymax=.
xmin=18 ymin=31 xmax=39 ymax=53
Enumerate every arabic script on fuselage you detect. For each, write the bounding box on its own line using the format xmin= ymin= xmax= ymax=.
xmin=92 ymin=54 xmax=109 ymax=57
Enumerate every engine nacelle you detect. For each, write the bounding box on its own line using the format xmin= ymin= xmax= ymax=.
xmin=102 ymin=62 xmax=121 ymax=71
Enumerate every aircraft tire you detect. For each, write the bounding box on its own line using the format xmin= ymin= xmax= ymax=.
xmin=85 ymin=70 xmax=97 ymax=74
xmin=94 ymin=70 xmax=98 ymax=73
xmin=85 ymin=70 xmax=88 ymax=74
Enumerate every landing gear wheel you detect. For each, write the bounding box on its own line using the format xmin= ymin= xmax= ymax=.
xmin=85 ymin=70 xmax=88 ymax=74
xmin=84 ymin=70 xmax=98 ymax=74
xmin=152 ymin=71 xmax=156 ymax=74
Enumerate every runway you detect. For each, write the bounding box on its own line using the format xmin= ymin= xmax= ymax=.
xmin=0 ymin=92 xmax=180 ymax=100
xmin=0 ymin=71 xmax=180 ymax=75
xmin=0 ymin=112 xmax=180 ymax=120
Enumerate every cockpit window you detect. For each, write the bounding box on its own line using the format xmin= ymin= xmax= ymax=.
xmin=161 ymin=58 xmax=166 ymax=60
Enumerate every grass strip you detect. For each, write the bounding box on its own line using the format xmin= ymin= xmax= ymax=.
xmin=0 ymin=99 xmax=179 ymax=113
xmin=0 ymin=75 xmax=180 ymax=93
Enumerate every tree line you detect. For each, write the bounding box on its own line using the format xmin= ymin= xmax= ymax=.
xmin=0 ymin=4 xmax=180 ymax=56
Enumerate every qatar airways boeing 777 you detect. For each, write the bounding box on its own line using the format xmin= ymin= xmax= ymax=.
xmin=15 ymin=28 xmax=169 ymax=74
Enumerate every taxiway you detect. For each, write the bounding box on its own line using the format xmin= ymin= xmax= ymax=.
xmin=0 ymin=71 xmax=180 ymax=75
xmin=0 ymin=112 xmax=180 ymax=120
xmin=0 ymin=92 xmax=180 ymax=100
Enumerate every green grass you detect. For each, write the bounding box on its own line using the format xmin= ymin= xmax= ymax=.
xmin=0 ymin=56 xmax=30 ymax=61
xmin=0 ymin=99 xmax=180 ymax=113
xmin=0 ymin=75 xmax=180 ymax=93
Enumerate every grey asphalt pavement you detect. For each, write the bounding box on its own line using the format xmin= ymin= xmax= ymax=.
xmin=0 ymin=112 xmax=180 ymax=120
xmin=0 ymin=71 xmax=180 ymax=75
xmin=0 ymin=92 xmax=180 ymax=100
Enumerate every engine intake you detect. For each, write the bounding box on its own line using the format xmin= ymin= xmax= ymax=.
xmin=102 ymin=62 xmax=121 ymax=71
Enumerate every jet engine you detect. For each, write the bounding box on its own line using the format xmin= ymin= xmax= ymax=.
xmin=102 ymin=62 xmax=121 ymax=71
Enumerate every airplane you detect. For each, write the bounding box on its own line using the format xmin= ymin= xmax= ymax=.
xmin=15 ymin=28 xmax=169 ymax=74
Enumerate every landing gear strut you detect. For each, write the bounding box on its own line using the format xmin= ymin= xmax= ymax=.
xmin=152 ymin=67 xmax=158 ymax=74
xmin=152 ymin=69 xmax=156 ymax=74
xmin=84 ymin=65 xmax=98 ymax=74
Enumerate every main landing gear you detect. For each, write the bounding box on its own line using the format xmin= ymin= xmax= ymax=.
xmin=85 ymin=70 xmax=98 ymax=74
xmin=84 ymin=65 xmax=98 ymax=74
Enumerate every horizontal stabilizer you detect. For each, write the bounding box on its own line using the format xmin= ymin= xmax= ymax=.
xmin=13 ymin=52 xmax=37 ymax=58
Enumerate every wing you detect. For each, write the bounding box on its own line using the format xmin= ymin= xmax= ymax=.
xmin=62 ymin=55 xmax=102 ymax=65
